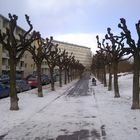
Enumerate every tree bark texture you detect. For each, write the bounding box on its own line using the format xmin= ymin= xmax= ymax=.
xmin=59 ymin=68 xmax=62 ymax=87
xmin=103 ymin=65 xmax=107 ymax=87
xmin=9 ymin=55 xmax=19 ymax=110
xmin=37 ymin=64 xmax=43 ymax=97
xmin=131 ymin=54 xmax=140 ymax=109
xmin=50 ymin=68 xmax=55 ymax=91
xmin=108 ymin=64 xmax=112 ymax=91
xmin=64 ymin=68 xmax=67 ymax=85
xmin=113 ymin=61 xmax=120 ymax=97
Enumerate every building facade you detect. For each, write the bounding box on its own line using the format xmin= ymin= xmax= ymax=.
xmin=0 ymin=14 xmax=92 ymax=78
xmin=0 ymin=14 xmax=30 ymax=77
xmin=53 ymin=40 xmax=92 ymax=69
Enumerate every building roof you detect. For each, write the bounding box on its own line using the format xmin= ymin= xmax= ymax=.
xmin=53 ymin=40 xmax=91 ymax=50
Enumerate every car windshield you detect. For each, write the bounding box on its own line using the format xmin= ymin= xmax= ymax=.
xmin=28 ymin=77 xmax=37 ymax=80
xmin=16 ymin=80 xmax=23 ymax=84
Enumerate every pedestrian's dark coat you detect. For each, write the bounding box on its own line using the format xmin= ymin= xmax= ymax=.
xmin=92 ymin=78 xmax=96 ymax=86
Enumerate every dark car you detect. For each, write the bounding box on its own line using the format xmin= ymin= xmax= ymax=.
xmin=41 ymin=74 xmax=51 ymax=85
xmin=0 ymin=83 xmax=10 ymax=99
xmin=1 ymin=80 xmax=25 ymax=93
xmin=16 ymin=80 xmax=31 ymax=92
xmin=0 ymin=74 xmax=9 ymax=83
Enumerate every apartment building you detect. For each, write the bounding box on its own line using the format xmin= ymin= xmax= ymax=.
xmin=0 ymin=14 xmax=28 ymax=77
xmin=53 ymin=40 xmax=92 ymax=69
xmin=0 ymin=14 xmax=92 ymax=78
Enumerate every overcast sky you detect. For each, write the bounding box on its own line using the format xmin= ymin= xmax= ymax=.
xmin=0 ymin=0 xmax=140 ymax=53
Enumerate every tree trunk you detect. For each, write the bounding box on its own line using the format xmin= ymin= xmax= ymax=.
xmin=37 ymin=63 xmax=43 ymax=97
xmin=131 ymin=54 xmax=140 ymax=109
xmin=108 ymin=64 xmax=112 ymax=91
xmin=100 ymin=69 xmax=104 ymax=84
xmin=70 ymin=69 xmax=73 ymax=81
xmin=64 ymin=68 xmax=67 ymax=84
xmin=67 ymin=68 xmax=70 ymax=83
xmin=73 ymin=69 xmax=75 ymax=80
xmin=59 ymin=67 xmax=62 ymax=87
xmin=113 ymin=61 xmax=120 ymax=98
xmin=97 ymin=68 xmax=100 ymax=80
xmin=9 ymin=55 xmax=19 ymax=110
xmin=50 ymin=68 xmax=55 ymax=91
xmin=103 ymin=65 xmax=107 ymax=87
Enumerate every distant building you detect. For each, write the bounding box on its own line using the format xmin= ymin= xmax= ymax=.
xmin=53 ymin=40 xmax=92 ymax=69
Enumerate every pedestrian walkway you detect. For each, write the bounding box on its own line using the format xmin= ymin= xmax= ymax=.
xmin=1 ymin=73 xmax=106 ymax=140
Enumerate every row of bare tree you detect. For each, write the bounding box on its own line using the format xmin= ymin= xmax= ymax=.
xmin=91 ymin=18 xmax=140 ymax=109
xmin=0 ymin=14 xmax=85 ymax=111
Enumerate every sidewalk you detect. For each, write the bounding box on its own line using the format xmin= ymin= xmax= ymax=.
xmin=92 ymin=75 xmax=140 ymax=140
xmin=0 ymin=80 xmax=77 ymax=136
xmin=1 ymin=74 xmax=140 ymax=140
xmin=0 ymin=78 xmax=104 ymax=140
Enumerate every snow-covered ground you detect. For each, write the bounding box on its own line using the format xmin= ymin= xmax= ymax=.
xmin=94 ymin=73 xmax=140 ymax=140
xmin=0 ymin=73 xmax=140 ymax=140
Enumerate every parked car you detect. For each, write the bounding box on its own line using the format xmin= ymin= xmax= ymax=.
xmin=16 ymin=80 xmax=31 ymax=92
xmin=0 ymin=74 xmax=9 ymax=83
xmin=0 ymin=74 xmax=22 ymax=83
xmin=26 ymin=74 xmax=50 ymax=88
xmin=25 ymin=74 xmax=34 ymax=81
xmin=2 ymin=80 xmax=23 ymax=93
xmin=26 ymin=76 xmax=38 ymax=88
xmin=41 ymin=74 xmax=51 ymax=85
xmin=0 ymin=83 xmax=10 ymax=99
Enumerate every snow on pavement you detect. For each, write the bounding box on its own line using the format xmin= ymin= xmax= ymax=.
xmin=0 ymin=73 xmax=140 ymax=140
xmin=93 ymin=73 xmax=140 ymax=140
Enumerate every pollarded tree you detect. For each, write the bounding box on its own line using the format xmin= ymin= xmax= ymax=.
xmin=63 ymin=52 xmax=69 ymax=84
xmin=0 ymin=13 xmax=38 ymax=110
xmin=91 ymin=54 xmax=98 ymax=77
xmin=45 ymin=42 xmax=59 ymax=91
xmin=105 ymin=28 xmax=130 ymax=98
xmin=96 ymin=35 xmax=113 ymax=91
xmin=77 ymin=62 xmax=85 ymax=78
xmin=99 ymin=50 xmax=107 ymax=86
xmin=92 ymin=51 xmax=105 ymax=83
xmin=74 ymin=60 xmax=85 ymax=79
xmin=96 ymin=46 xmax=107 ymax=87
xmin=56 ymin=49 xmax=67 ymax=87
xmin=64 ymin=53 xmax=74 ymax=84
xmin=67 ymin=55 xmax=74 ymax=83
xmin=27 ymin=35 xmax=53 ymax=97
xmin=69 ymin=55 xmax=76 ymax=81
xmin=118 ymin=18 xmax=140 ymax=109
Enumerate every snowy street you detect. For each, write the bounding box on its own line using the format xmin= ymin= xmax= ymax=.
xmin=0 ymin=72 xmax=140 ymax=140
xmin=1 ymin=72 xmax=103 ymax=140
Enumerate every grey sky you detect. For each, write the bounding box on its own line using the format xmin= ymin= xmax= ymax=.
xmin=0 ymin=0 xmax=140 ymax=53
